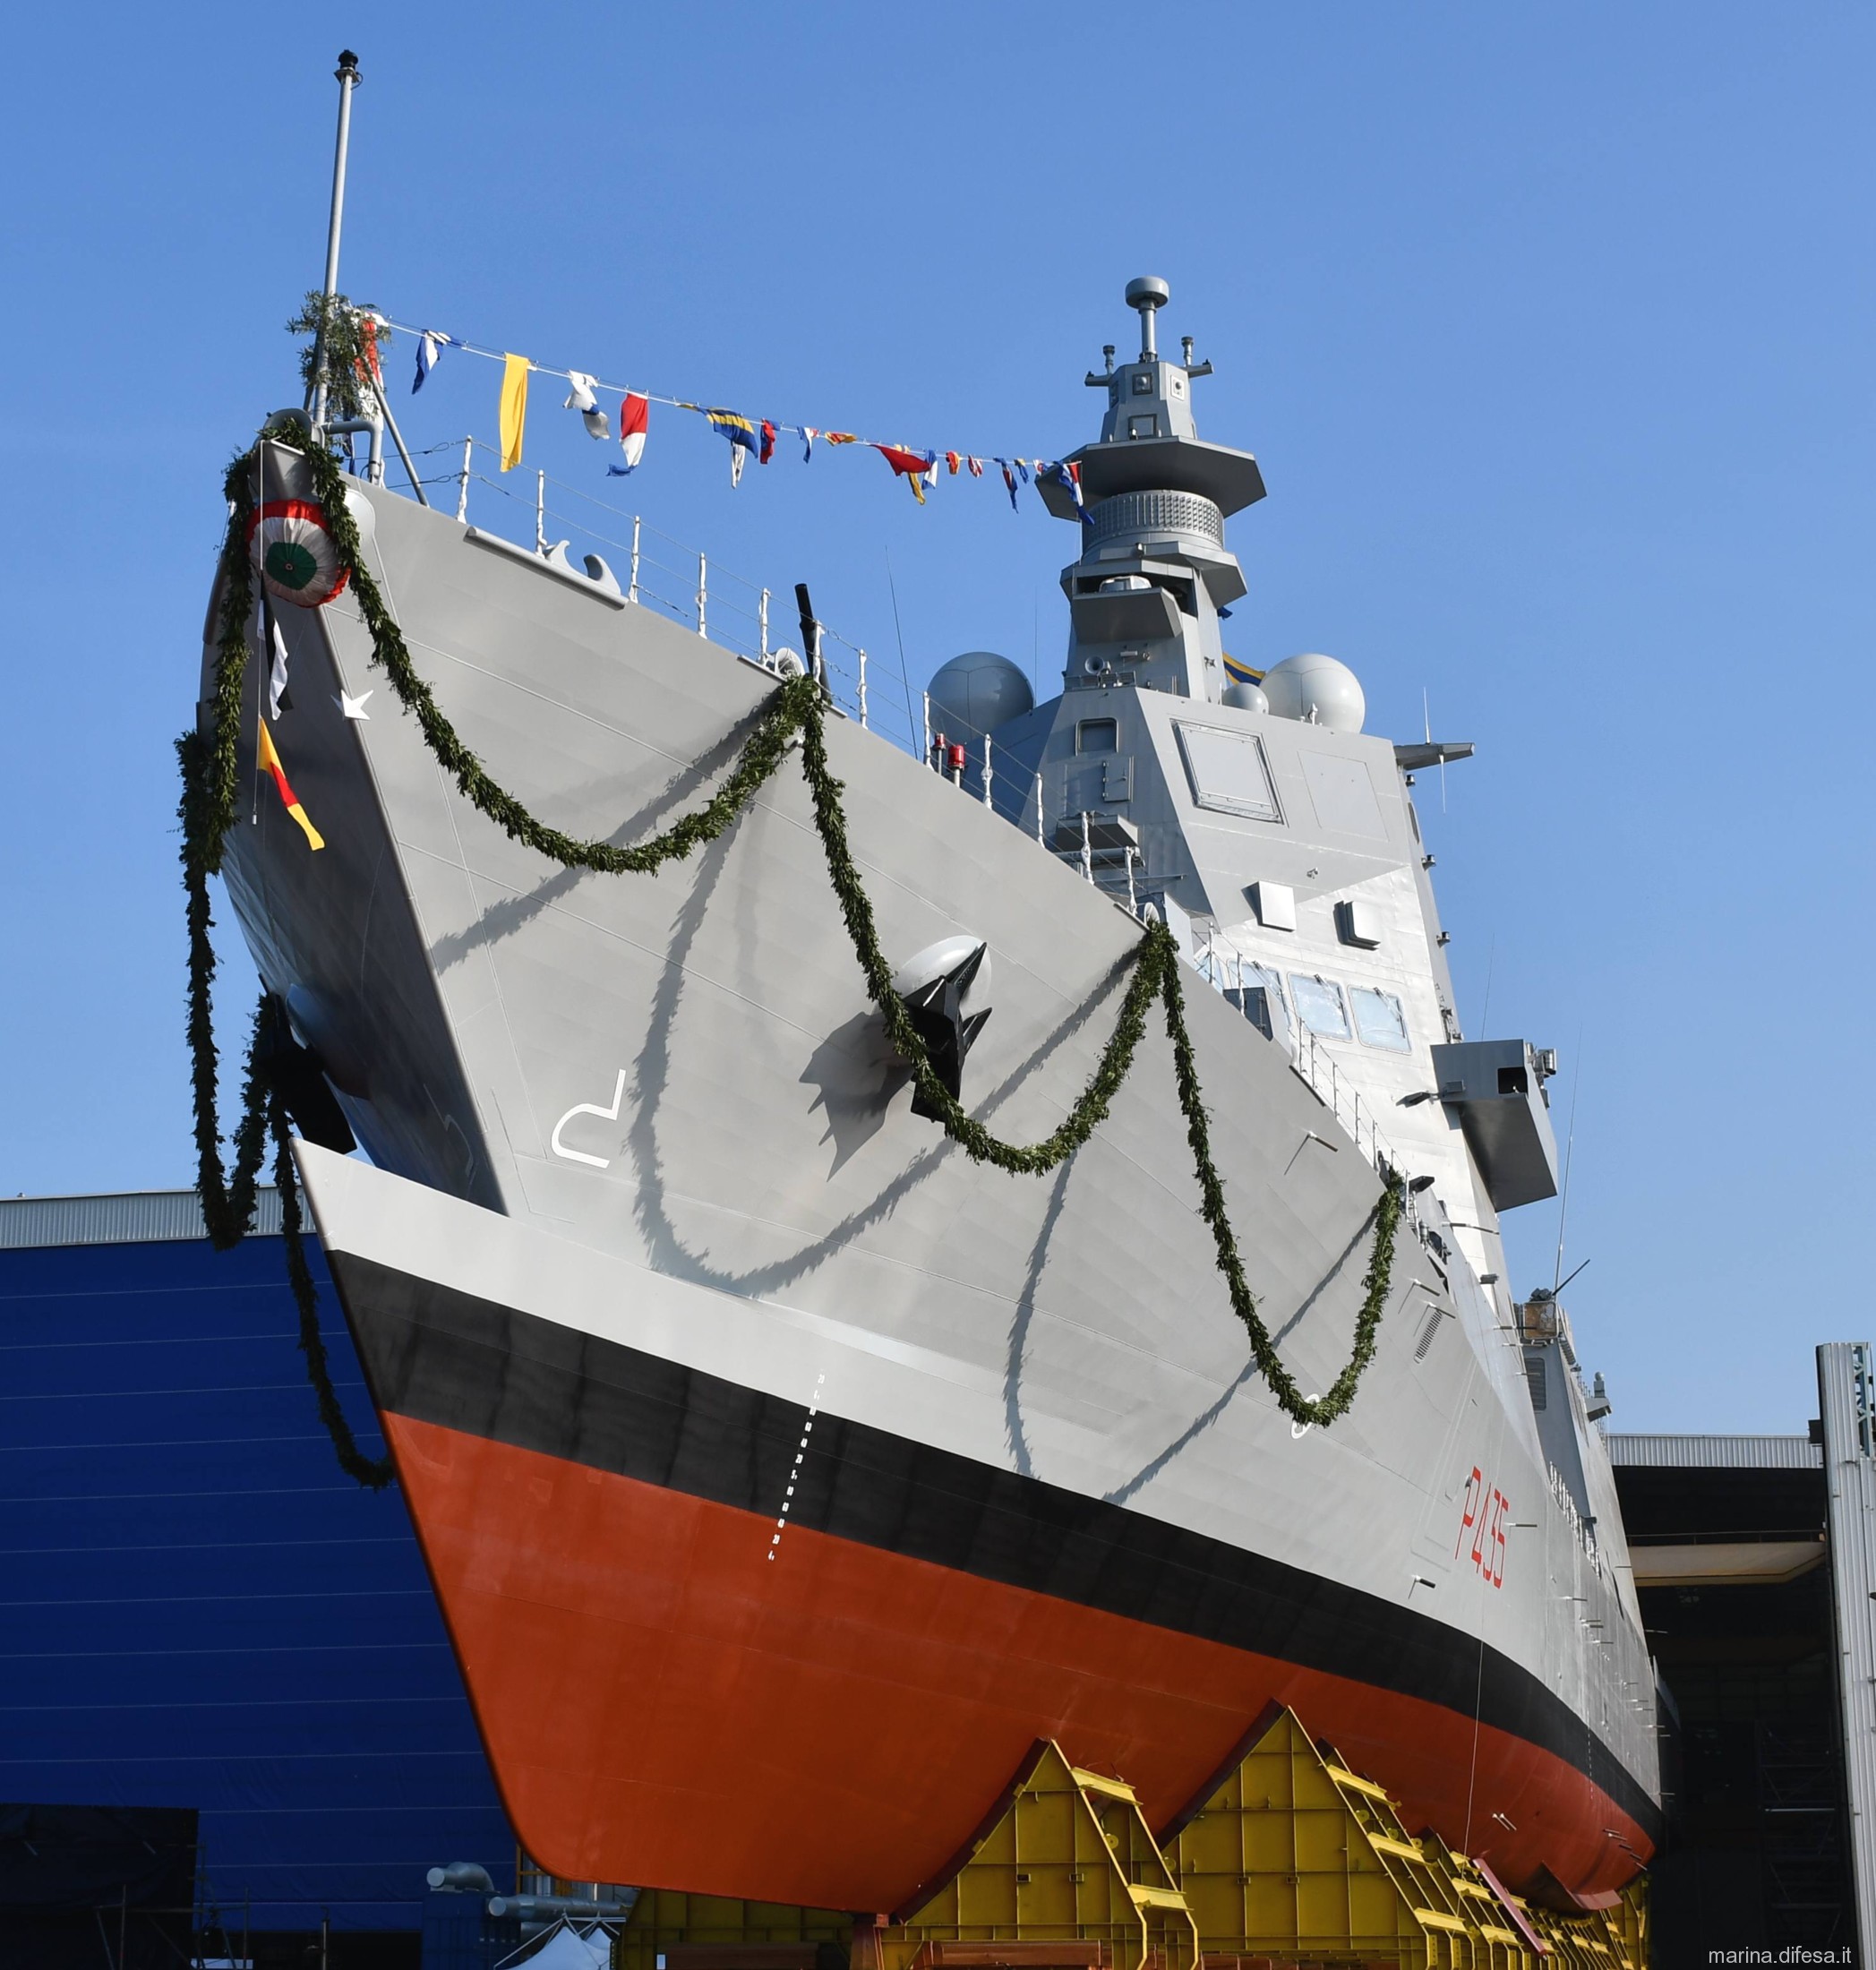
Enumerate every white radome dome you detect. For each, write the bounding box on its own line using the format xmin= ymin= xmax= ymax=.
xmin=1262 ymin=652 xmax=1366 ymax=733
xmin=925 ymin=650 xmax=1034 ymax=741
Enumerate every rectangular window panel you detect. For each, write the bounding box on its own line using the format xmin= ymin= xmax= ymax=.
xmin=1225 ymin=962 xmax=1289 ymax=1042
xmin=1241 ymin=962 xmax=1288 ymax=1012
xmin=1077 ymin=718 xmax=1118 ymax=755
xmin=1176 ymin=724 xmax=1281 ymax=822
xmin=1289 ymin=972 xmax=1351 ymax=1041
xmin=1351 ymin=986 xmax=1411 ymax=1052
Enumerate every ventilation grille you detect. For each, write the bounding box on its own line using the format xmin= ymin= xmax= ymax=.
xmin=1524 ymin=1349 xmax=1548 ymax=1411
xmin=1414 ymin=1305 xmax=1445 ymax=1362
xmin=1085 ymin=489 xmax=1224 ymax=549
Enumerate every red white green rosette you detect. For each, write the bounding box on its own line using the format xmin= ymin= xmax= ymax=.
xmin=247 ymin=499 xmax=349 ymax=608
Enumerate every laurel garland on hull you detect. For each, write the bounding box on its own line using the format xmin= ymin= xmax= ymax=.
xmin=178 ymin=425 xmax=1401 ymax=1486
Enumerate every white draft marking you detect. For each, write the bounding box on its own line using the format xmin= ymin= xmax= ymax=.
xmin=550 ymin=1068 xmax=628 ymax=1169
xmin=768 ymin=1374 xmax=826 ymax=1562
xmin=337 ymin=689 xmax=373 ymax=720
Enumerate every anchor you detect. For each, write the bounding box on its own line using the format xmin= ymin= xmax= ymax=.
xmin=891 ymin=936 xmax=993 ymax=1120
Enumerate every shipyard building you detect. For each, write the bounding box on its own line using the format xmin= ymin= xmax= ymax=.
xmin=5 ymin=1191 xmax=1876 ymax=1966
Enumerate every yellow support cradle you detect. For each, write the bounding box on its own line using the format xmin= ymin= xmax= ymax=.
xmin=878 ymin=1741 xmax=1200 ymax=1970
xmin=612 ymin=1708 xmax=1647 ymax=1970
xmin=613 ymin=1891 xmax=852 ymax=1970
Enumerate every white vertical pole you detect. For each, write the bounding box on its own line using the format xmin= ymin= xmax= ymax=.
xmin=982 ymin=735 xmax=993 ymax=809
xmin=1034 ymin=770 xmax=1045 ymax=844
xmin=1080 ymin=811 xmax=1092 ymax=883
xmin=1126 ymin=845 xmax=1137 ymax=912
xmin=759 ymin=588 xmax=769 ymax=658
xmin=857 ymin=649 xmax=869 ymax=729
xmin=310 ymin=52 xmax=362 ymax=435
xmin=921 ymin=691 xmax=932 ymax=768
xmin=628 ymin=517 xmax=640 ymax=604
xmin=455 ymin=436 xmax=472 ymax=523
xmin=535 ymin=472 xmax=546 ymax=554
xmin=697 ymin=554 xmax=707 ymax=638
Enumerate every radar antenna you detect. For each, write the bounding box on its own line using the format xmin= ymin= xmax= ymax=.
xmin=1125 ymin=275 xmax=1170 ymax=359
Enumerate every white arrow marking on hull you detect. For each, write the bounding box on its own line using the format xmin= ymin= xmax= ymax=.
xmin=550 ymin=1069 xmax=628 ymax=1169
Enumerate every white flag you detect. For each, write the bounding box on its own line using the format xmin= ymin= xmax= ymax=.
xmin=563 ymin=372 xmax=611 ymax=441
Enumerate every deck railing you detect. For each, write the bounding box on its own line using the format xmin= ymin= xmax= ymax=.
xmin=401 ymin=445 xmax=1442 ymax=1218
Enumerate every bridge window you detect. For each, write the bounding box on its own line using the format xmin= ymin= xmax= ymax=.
xmin=1289 ymin=972 xmax=1351 ymax=1041
xmin=1351 ymin=987 xmax=1410 ymax=1052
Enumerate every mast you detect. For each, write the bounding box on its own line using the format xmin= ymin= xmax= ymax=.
xmin=1046 ymin=278 xmax=1266 ymax=706
xmin=309 ymin=50 xmax=363 ymax=436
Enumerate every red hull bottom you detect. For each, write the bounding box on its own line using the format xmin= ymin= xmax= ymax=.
xmin=388 ymin=1413 xmax=1649 ymax=1911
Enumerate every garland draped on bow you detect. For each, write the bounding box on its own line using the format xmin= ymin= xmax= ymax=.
xmin=179 ymin=425 xmax=1402 ymax=1488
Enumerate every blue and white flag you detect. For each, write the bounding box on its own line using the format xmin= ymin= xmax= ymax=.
xmin=412 ymin=330 xmax=457 ymax=394
xmin=1039 ymin=459 xmax=1085 ymax=512
xmin=563 ymin=372 xmax=611 ymax=441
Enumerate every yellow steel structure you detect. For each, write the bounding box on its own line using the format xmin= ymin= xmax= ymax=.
xmin=612 ymin=1708 xmax=1648 ymax=1970
xmin=614 ymin=1890 xmax=851 ymax=1970
xmin=884 ymin=1741 xmax=1199 ymax=1970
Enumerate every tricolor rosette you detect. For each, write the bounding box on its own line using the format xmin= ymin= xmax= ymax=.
xmin=247 ymin=499 xmax=350 ymax=608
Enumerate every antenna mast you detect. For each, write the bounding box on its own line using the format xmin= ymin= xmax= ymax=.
xmin=309 ymin=50 xmax=363 ymax=436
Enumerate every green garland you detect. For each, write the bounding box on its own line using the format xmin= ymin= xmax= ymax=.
xmin=274 ymin=425 xmax=818 ymax=875
xmin=182 ymin=425 xmax=1402 ymax=1457
xmin=1160 ymin=954 xmax=1402 ymax=1426
xmin=287 ymin=293 xmax=388 ymax=427
xmin=178 ymin=730 xmax=392 ymax=1482
xmin=797 ymin=707 xmax=1401 ymax=1426
xmin=271 ymin=1093 xmax=394 ymax=1489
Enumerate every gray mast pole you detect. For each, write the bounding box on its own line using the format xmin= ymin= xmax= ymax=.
xmin=309 ymin=51 xmax=363 ymax=436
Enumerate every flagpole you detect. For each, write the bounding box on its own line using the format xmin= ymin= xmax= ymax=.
xmin=309 ymin=51 xmax=363 ymax=436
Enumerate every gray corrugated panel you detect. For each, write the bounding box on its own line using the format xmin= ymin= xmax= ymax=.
xmin=0 ymin=1187 xmax=285 ymax=1250
xmin=1817 ymin=1343 xmax=1876 ymax=1970
xmin=1605 ymin=1432 xmax=1821 ymax=1469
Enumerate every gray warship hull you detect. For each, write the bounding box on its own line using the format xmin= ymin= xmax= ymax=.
xmin=205 ymin=441 xmax=1658 ymax=1914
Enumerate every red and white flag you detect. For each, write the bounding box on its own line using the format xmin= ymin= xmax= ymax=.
xmin=616 ymin=392 xmax=649 ymax=472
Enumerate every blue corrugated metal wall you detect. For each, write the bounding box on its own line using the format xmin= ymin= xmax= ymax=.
xmin=0 ymin=1229 xmax=514 ymax=1931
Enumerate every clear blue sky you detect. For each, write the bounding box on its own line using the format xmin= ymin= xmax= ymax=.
xmin=2 ymin=3 xmax=1869 ymax=1434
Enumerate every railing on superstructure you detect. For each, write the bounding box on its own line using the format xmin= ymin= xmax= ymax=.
xmin=423 ymin=439 xmax=901 ymax=746
xmin=402 ymin=445 xmax=1439 ymax=1238
xmin=1189 ymin=934 xmax=1442 ymax=1252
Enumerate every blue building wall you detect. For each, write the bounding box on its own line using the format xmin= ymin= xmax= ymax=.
xmin=0 ymin=1209 xmax=515 ymax=1932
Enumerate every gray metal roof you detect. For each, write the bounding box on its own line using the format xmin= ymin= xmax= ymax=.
xmin=0 ymin=1188 xmax=285 ymax=1251
xmin=1606 ymin=1432 xmax=1820 ymax=1470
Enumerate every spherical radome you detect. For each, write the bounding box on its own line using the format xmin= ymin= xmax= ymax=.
xmin=926 ymin=651 xmax=1034 ymax=741
xmin=1222 ymin=681 xmax=1270 ymax=714
xmin=1262 ymin=653 xmax=1366 ymax=733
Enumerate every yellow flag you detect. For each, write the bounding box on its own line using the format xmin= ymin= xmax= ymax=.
xmin=499 ymin=353 xmax=529 ymax=472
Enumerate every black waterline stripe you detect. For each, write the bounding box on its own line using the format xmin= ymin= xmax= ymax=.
xmin=330 ymin=1251 xmax=1659 ymax=1842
